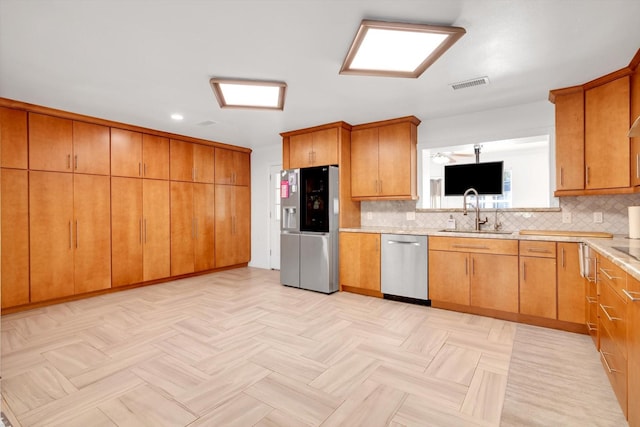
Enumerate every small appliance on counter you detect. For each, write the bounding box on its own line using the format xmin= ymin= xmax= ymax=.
xmin=280 ymin=166 xmax=339 ymax=294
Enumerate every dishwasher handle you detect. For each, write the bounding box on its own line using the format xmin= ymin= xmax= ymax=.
xmin=387 ymin=240 xmax=421 ymax=246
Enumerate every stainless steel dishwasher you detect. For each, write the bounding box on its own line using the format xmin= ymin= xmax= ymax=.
xmin=381 ymin=234 xmax=429 ymax=303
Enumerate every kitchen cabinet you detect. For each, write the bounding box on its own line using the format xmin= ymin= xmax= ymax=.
xmin=170 ymin=181 xmax=215 ymax=276
xmin=339 ymin=232 xmax=381 ymax=296
xmin=142 ymin=134 xmax=170 ymax=180
xmin=289 ymin=128 xmax=338 ymax=168
xmin=0 ymin=106 xmax=28 ymax=169
xmin=557 ymin=242 xmax=586 ymax=324
xmin=626 ymin=276 xmax=640 ymax=427
xmin=429 ymin=237 xmax=519 ymax=312
xmin=519 ymin=241 xmax=557 ymax=319
xmin=214 ymin=185 xmax=250 ymax=267
xmin=112 ymin=129 xmax=170 ymax=179
xmin=631 ymin=68 xmax=640 ymax=187
xmin=170 ymin=139 xmax=215 ymax=183
xmin=351 ymin=116 xmax=419 ymax=200
xmin=142 ymin=179 xmax=171 ymax=281
xmin=553 ymin=89 xmax=584 ymax=191
xmin=585 ymin=76 xmax=631 ymax=190
xmin=29 ymin=113 xmax=110 ymax=175
xmin=1 ymin=168 xmax=29 ymax=308
xmin=215 ymin=148 xmax=250 ymax=186
xmin=29 ymin=171 xmax=111 ymax=302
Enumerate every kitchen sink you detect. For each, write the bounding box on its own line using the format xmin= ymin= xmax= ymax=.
xmin=438 ymin=229 xmax=515 ymax=235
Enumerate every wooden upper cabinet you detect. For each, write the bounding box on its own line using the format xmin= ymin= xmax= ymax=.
xmin=553 ymin=89 xmax=584 ymax=191
xmin=288 ymin=128 xmax=339 ymax=169
xmin=585 ymin=76 xmax=630 ymax=190
xmin=111 ymin=128 xmax=142 ymax=177
xmin=0 ymin=107 xmax=28 ymax=169
xmin=631 ymin=68 xmax=640 ymax=186
xmin=1 ymin=169 xmax=30 ymax=308
xmin=29 ymin=113 xmax=73 ymax=172
xmin=215 ymin=148 xmax=250 ymax=186
xmin=193 ymin=144 xmax=215 ymax=183
xmin=72 ymin=121 xmax=110 ymax=175
xmin=142 ymin=134 xmax=169 ymax=179
xmin=351 ymin=117 xmax=419 ymax=200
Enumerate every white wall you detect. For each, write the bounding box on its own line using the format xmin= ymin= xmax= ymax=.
xmin=249 ymin=143 xmax=282 ymax=269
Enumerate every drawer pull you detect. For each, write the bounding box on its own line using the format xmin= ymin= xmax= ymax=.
xmin=623 ymin=289 xmax=640 ymax=302
xmin=452 ymin=244 xmax=490 ymax=250
xmin=586 ymin=322 xmax=597 ymax=332
xmin=600 ymin=351 xmax=619 ymax=373
xmin=526 ymin=248 xmax=552 ymax=254
xmin=599 ymin=268 xmax=622 ymax=281
xmin=585 ymin=296 xmax=597 ymax=304
xmin=600 ymin=304 xmax=622 ymax=322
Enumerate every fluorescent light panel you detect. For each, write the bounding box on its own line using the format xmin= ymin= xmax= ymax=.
xmin=341 ymin=20 xmax=466 ymax=78
xmin=210 ymin=78 xmax=287 ymax=110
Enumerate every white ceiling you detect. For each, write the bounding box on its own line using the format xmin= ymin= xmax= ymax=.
xmin=1 ymin=0 xmax=639 ymax=150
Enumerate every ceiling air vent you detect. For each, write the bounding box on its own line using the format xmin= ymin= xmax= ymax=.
xmin=450 ymin=76 xmax=489 ymax=90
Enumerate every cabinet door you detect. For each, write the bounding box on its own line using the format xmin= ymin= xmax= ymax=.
xmin=429 ymin=250 xmax=469 ymax=305
xmin=520 ymin=256 xmax=557 ymax=319
xmin=193 ymin=144 xmax=215 ymax=183
xmin=555 ymin=91 xmax=585 ymax=190
xmin=73 ymin=121 xmax=110 ymax=175
xmin=1 ymin=169 xmax=30 ymax=308
xmin=289 ymin=133 xmax=314 ymax=169
xmin=214 ymin=184 xmax=233 ymax=267
xmin=170 ymin=181 xmax=195 ymax=275
xmin=339 ymin=232 xmax=380 ymax=292
xmin=170 ymin=139 xmax=194 ymax=182
xmin=627 ymin=276 xmax=640 ymax=427
xmin=557 ymin=242 xmax=585 ymax=323
xmin=111 ymin=177 xmax=143 ymax=287
xmin=73 ymin=174 xmax=111 ymax=294
xmin=215 ymin=149 xmax=250 ymax=186
xmin=234 ymin=185 xmax=251 ymax=264
xmin=632 ymin=69 xmax=640 ymax=186
xmin=471 ymin=253 xmax=519 ymax=313
xmin=351 ymin=128 xmax=379 ymax=197
xmin=378 ymin=123 xmax=412 ymax=197
xmin=0 ymin=107 xmax=28 ymax=169
xmin=312 ymin=128 xmax=338 ymax=166
xmin=143 ymin=179 xmax=170 ymax=281
xmin=194 ymin=183 xmax=215 ymax=271
xmin=142 ymin=134 xmax=169 ymax=179
xmin=111 ymin=128 xmax=142 ymax=177
xmin=29 ymin=171 xmax=74 ymax=302
xmin=585 ymin=77 xmax=630 ymax=189
xmin=29 ymin=113 xmax=73 ymax=172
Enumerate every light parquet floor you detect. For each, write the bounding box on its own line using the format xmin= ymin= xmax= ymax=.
xmin=0 ymin=267 xmax=627 ymax=426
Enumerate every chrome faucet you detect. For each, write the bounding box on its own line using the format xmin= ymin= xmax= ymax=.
xmin=463 ymin=188 xmax=488 ymax=231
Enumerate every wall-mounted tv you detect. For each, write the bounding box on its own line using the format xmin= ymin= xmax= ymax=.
xmin=444 ymin=161 xmax=504 ymax=196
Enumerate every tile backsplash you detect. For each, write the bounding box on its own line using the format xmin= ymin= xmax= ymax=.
xmin=361 ymin=194 xmax=640 ymax=235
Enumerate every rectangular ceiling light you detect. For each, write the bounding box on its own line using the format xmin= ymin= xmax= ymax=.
xmin=210 ymin=78 xmax=287 ymax=110
xmin=340 ymin=20 xmax=466 ymax=78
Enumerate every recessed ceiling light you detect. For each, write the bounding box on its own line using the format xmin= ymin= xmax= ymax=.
xmin=171 ymin=113 xmax=184 ymax=121
xmin=340 ymin=20 xmax=465 ymax=78
xmin=210 ymin=78 xmax=287 ymax=110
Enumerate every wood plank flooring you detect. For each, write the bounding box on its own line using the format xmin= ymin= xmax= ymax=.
xmin=0 ymin=267 xmax=627 ymax=426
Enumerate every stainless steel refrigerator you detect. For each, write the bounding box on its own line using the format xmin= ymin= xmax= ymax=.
xmin=280 ymin=166 xmax=339 ymax=293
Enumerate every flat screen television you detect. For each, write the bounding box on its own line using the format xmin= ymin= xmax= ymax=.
xmin=444 ymin=161 xmax=504 ymax=196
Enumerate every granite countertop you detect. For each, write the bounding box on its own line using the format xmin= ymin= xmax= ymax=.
xmin=584 ymin=236 xmax=640 ymax=282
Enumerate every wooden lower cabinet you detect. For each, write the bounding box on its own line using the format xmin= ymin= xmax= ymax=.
xmin=214 ymin=185 xmax=250 ymax=267
xmin=627 ymin=276 xmax=640 ymax=427
xmin=111 ymin=178 xmax=171 ymax=287
xmin=1 ymin=168 xmax=30 ymax=308
xmin=170 ymin=182 xmax=215 ymax=276
xmin=557 ymin=242 xmax=586 ymax=323
xmin=339 ymin=232 xmax=381 ymax=295
xmin=519 ymin=256 xmax=557 ymax=319
xmin=29 ymin=171 xmax=111 ymax=302
xmin=429 ymin=250 xmax=469 ymax=305
xmin=470 ymin=253 xmax=519 ymax=312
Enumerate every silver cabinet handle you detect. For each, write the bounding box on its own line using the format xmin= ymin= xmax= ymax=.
xmin=138 ymin=162 xmax=142 ymax=177
xmin=586 ymin=295 xmax=597 ymax=304
xmin=144 ymin=219 xmax=147 ymax=243
xmin=561 ymin=247 xmax=565 ymax=268
xmin=139 ymin=218 xmax=143 ymax=244
xmin=472 ymin=257 xmax=475 ymax=275
xmin=74 ymin=155 xmax=78 ymax=170
xmin=195 ymin=167 xmax=198 ymax=181
xmin=599 ymin=268 xmax=622 ymax=281
xmin=465 ymin=257 xmax=468 ymax=275
xmin=600 ymin=304 xmax=622 ymax=321
xmin=387 ymin=241 xmax=420 ymax=246
xmin=586 ymin=166 xmax=590 ymax=185
xmin=600 ymin=351 xmax=619 ymax=373
xmin=623 ymin=289 xmax=640 ymax=302
xmin=636 ymin=154 xmax=640 ymax=180
xmin=69 ymin=221 xmax=72 ymax=249
xmin=143 ymin=163 xmax=147 ymax=177
xmin=586 ymin=322 xmax=597 ymax=332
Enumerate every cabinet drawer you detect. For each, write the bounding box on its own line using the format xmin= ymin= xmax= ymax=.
xmin=599 ymin=281 xmax=627 ymax=358
xmin=429 ymin=236 xmax=518 ymax=255
xmin=598 ymin=255 xmax=627 ymax=299
xmin=599 ymin=324 xmax=627 ymax=417
xmin=519 ymin=240 xmax=556 ymax=258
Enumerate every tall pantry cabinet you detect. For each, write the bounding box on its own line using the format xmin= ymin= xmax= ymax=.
xmin=0 ymin=99 xmax=252 ymax=312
